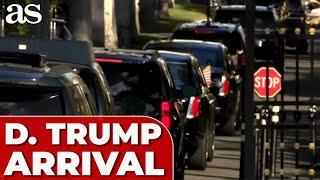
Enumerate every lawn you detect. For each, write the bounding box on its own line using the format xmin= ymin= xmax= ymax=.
xmin=137 ymin=0 xmax=209 ymax=48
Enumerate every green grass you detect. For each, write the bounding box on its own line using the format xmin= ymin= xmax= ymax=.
xmin=141 ymin=0 xmax=207 ymax=34
xmin=137 ymin=0 xmax=209 ymax=48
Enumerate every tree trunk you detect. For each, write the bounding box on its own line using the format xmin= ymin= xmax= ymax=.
xmin=103 ymin=0 xmax=118 ymax=49
xmin=66 ymin=0 xmax=92 ymax=42
xmin=115 ymin=0 xmax=140 ymax=48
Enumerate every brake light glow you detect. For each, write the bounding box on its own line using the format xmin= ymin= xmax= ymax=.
xmin=223 ymin=79 xmax=230 ymax=96
xmin=186 ymin=96 xmax=201 ymax=119
xmin=239 ymin=52 xmax=248 ymax=66
xmin=161 ymin=101 xmax=172 ymax=129
xmin=95 ymin=58 xmax=123 ymax=63
xmin=219 ymin=76 xmax=230 ymax=97
xmin=195 ymin=28 xmax=216 ymax=34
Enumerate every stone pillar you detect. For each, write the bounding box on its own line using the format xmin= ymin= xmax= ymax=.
xmin=66 ymin=0 xmax=92 ymax=42
xmin=91 ymin=0 xmax=118 ymax=48
xmin=115 ymin=0 xmax=140 ymax=48
xmin=104 ymin=0 xmax=118 ymax=49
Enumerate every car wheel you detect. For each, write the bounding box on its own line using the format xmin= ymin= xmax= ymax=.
xmin=174 ymin=126 xmax=185 ymax=180
xmin=188 ymin=132 xmax=208 ymax=170
xmin=220 ymin=89 xmax=241 ymax=136
xmin=296 ymin=40 xmax=308 ymax=55
xmin=174 ymin=152 xmax=185 ymax=180
xmin=207 ymin=115 xmax=215 ymax=162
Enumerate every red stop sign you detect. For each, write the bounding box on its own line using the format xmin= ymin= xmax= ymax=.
xmin=254 ymin=67 xmax=282 ymax=98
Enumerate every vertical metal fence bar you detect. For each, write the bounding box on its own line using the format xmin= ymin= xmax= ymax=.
xmin=280 ymin=32 xmax=285 ymax=180
xmin=295 ymin=38 xmax=300 ymax=180
xmin=243 ymin=0 xmax=256 ymax=179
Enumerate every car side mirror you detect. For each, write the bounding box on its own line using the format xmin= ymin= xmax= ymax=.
xmin=182 ymin=85 xmax=197 ymax=97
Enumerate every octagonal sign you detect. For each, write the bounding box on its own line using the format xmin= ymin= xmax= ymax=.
xmin=254 ymin=67 xmax=282 ymax=98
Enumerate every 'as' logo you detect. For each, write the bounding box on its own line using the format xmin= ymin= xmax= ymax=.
xmin=5 ymin=4 xmax=42 ymax=24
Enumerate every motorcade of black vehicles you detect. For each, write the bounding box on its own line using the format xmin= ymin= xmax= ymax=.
xmin=214 ymin=5 xmax=285 ymax=70
xmin=0 ymin=47 xmax=98 ymax=116
xmin=0 ymin=37 xmax=114 ymax=115
xmin=157 ymin=50 xmax=216 ymax=169
xmin=279 ymin=0 xmax=308 ymax=54
xmin=144 ymin=40 xmax=242 ymax=135
xmin=172 ymin=20 xmax=247 ymax=73
xmin=95 ymin=49 xmax=186 ymax=179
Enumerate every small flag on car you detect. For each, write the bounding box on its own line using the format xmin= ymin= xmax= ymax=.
xmin=202 ymin=64 xmax=212 ymax=88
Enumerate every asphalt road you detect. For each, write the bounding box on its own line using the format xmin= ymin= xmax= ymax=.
xmin=184 ymin=39 xmax=320 ymax=179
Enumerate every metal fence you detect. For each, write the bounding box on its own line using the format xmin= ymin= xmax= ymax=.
xmin=241 ymin=1 xmax=320 ymax=179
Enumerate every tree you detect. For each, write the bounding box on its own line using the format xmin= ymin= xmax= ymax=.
xmin=64 ymin=0 xmax=92 ymax=41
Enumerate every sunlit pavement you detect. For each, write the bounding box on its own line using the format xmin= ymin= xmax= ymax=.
xmin=185 ymin=134 xmax=241 ymax=180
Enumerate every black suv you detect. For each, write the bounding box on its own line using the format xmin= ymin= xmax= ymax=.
xmin=95 ymin=49 xmax=186 ymax=179
xmin=158 ymin=50 xmax=216 ymax=169
xmin=172 ymin=20 xmax=246 ymax=72
xmin=279 ymin=0 xmax=308 ymax=54
xmin=214 ymin=5 xmax=285 ymax=69
xmin=144 ymin=40 xmax=242 ymax=135
xmin=0 ymin=52 xmax=97 ymax=115
xmin=0 ymin=37 xmax=114 ymax=115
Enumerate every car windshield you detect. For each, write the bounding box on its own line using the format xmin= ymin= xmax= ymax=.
xmin=215 ymin=10 xmax=277 ymax=28
xmin=99 ymin=62 xmax=164 ymax=117
xmin=0 ymin=87 xmax=64 ymax=115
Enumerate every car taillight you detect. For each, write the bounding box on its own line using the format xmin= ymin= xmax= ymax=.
xmin=161 ymin=101 xmax=172 ymax=129
xmin=238 ymin=52 xmax=247 ymax=66
xmin=186 ymin=96 xmax=201 ymax=119
xmin=219 ymin=76 xmax=230 ymax=97
xmin=195 ymin=28 xmax=216 ymax=34
xmin=95 ymin=58 xmax=123 ymax=63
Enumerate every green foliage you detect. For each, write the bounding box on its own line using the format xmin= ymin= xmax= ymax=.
xmin=3 ymin=0 xmax=34 ymax=36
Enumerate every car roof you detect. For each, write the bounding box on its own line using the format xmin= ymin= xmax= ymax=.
xmin=157 ymin=50 xmax=192 ymax=63
xmin=146 ymin=39 xmax=224 ymax=50
xmin=218 ymin=5 xmax=271 ymax=12
xmin=0 ymin=37 xmax=93 ymax=67
xmin=178 ymin=20 xmax=239 ymax=33
xmin=95 ymin=49 xmax=159 ymax=64
xmin=0 ymin=64 xmax=65 ymax=88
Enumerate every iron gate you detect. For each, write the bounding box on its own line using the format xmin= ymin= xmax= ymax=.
xmin=242 ymin=0 xmax=320 ymax=179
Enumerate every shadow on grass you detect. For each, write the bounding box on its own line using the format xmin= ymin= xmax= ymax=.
xmin=141 ymin=19 xmax=190 ymax=34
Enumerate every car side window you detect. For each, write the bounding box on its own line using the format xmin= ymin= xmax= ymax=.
xmin=192 ymin=57 xmax=207 ymax=88
xmin=69 ymin=79 xmax=97 ymax=115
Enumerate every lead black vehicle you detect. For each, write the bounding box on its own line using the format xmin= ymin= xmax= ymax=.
xmin=0 ymin=37 xmax=113 ymax=115
xmin=144 ymin=40 xmax=241 ymax=135
xmin=214 ymin=5 xmax=284 ymax=69
xmin=172 ymin=20 xmax=246 ymax=73
xmin=279 ymin=0 xmax=308 ymax=54
xmin=0 ymin=52 xmax=97 ymax=116
xmin=158 ymin=51 xmax=216 ymax=169
xmin=95 ymin=49 xmax=186 ymax=179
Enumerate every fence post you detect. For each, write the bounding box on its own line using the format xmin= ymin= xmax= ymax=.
xmin=241 ymin=0 xmax=256 ymax=179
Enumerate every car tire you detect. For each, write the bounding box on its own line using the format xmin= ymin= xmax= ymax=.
xmin=296 ymin=40 xmax=308 ymax=55
xmin=207 ymin=116 xmax=215 ymax=162
xmin=174 ymin=126 xmax=185 ymax=180
xmin=174 ymin=152 xmax=185 ymax=180
xmin=220 ymin=89 xmax=241 ymax=136
xmin=188 ymin=132 xmax=208 ymax=170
